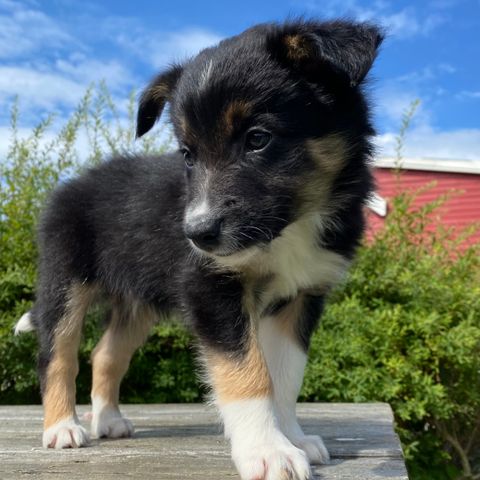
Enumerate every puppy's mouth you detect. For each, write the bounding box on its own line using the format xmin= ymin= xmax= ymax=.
xmin=188 ymin=237 xmax=263 ymax=269
xmin=187 ymin=235 xmax=264 ymax=257
xmin=185 ymin=223 xmax=270 ymax=262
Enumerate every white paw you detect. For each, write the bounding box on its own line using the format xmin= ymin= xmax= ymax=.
xmin=292 ymin=434 xmax=330 ymax=465
xmin=91 ymin=406 xmax=134 ymax=439
xmin=43 ymin=417 xmax=90 ymax=449
xmin=233 ymin=437 xmax=311 ymax=480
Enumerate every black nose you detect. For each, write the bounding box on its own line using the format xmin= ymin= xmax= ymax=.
xmin=184 ymin=217 xmax=223 ymax=251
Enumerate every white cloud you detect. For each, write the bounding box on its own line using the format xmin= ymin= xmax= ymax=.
xmin=370 ymin=55 xmax=477 ymax=161
xmin=0 ymin=5 xmax=138 ymax=121
xmin=373 ymin=60 xmax=480 ymax=161
xmin=0 ymin=113 xmax=174 ymax=166
xmin=378 ymin=9 xmax=445 ymax=38
xmin=148 ymin=29 xmax=223 ymax=68
xmin=377 ymin=88 xmax=416 ymax=120
xmin=394 ymin=63 xmax=456 ymax=85
xmin=2 ymin=0 xmax=476 ymax=165
xmin=108 ymin=22 xmax=223 ymax=69
xmin=379 ymin=10 xmax=419 ymax=37
xmin=437 ymin=63 xmax=456 ymax=74
xmin=0 ymin=0 xmax=74 ymax=58
xmin=456 ymin=90 xmax=480 ymax=100
xmin=381 ymin=10 xmax=446 ymax=38
xmin=0 ymin=60 xmax=136 ymax=126
xmin=376 ymin=126 xmax=480 ymax=161
xmin=375 ymin=85 xmax=431 ymax=133
xmin=302 ymin=0 xmax=447 ymax=39
xmin=54 ymin=55 xmax=136 ymax=91
xmin=429 ymin=0 xmax=460 ymax=9
xmin=0 ymin=3 xmax=222 ymax=147
xmin=374 ymin=61 xmax=458 ymax=132
xmin=0 ymin=66 xmax=87 ymax=110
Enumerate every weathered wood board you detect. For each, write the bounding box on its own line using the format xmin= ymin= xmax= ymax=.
xmin=0 ymin=403 xmax=409 ymax=479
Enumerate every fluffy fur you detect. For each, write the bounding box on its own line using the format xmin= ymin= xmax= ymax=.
xmin=16 ymin=19 xmax=383 ymax=480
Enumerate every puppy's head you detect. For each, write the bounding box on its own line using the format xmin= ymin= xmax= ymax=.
xmin=137 ymin=20 xmax=383 ymax=259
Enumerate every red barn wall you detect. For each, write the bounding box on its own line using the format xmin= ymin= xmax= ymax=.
xmin=367 ymin=168 xmax=480 ymax=247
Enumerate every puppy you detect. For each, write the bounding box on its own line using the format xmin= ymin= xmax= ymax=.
xmin=16 ymin=19 xmax=383 ymax=480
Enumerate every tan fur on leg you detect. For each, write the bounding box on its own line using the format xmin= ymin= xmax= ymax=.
xmin=204 ymin=335 xmax=272 ymax=404
xmin=205 ymin=322 xmax=310 ymax=480
xmin=91 ymin=299 xmax=156 ymax=405
xmin=43 ymin=283 xmax=96 ymax=430
xmin=90 ymin=299 xmax=156 ymax=438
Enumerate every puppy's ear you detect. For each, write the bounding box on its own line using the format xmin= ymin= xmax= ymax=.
xmin=267 ymin=20 xmax=384 ymax=87
xmin=136 ymin=64 xmax=183 ymax=138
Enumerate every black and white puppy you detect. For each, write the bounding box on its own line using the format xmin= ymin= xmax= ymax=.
xmin=15 ymin=19 xmax=383 ymax=480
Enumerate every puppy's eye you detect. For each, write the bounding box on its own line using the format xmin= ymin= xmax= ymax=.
xmin=180 ymin=147 xmax=194 ymax=167
xmin=245 ymin=130 xmax=272 ymax=151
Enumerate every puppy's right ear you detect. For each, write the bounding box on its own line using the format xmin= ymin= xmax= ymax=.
xmin=136 ymin=64 xmax=183 ymax=138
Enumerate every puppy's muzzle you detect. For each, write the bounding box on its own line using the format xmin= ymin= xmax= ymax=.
xmin=184 ymin=215 xmax=224 ymax=252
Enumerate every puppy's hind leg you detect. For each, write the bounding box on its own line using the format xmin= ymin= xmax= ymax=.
xmin=90 ymin=299 xmax=156 ymax=439
xmin=37 ymin=282 xmax=96 ymax=449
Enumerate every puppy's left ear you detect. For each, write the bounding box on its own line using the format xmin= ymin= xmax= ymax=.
xmin=136 ymin=64 xmax=183 ymax=138
xmin=267 ymin=20 xmax=384 ymax=87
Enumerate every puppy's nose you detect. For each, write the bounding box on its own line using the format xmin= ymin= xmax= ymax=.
xmin=184 ymin=216 xmax=223 ymax=251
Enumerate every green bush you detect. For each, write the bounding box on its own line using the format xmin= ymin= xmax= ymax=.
xmin=301 ymin=188 xmax=480 ymax=479
xmin=1 ymin=90 xmax=478 ymax=479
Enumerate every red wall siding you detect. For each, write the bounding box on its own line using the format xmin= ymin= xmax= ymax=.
xmin=367 ymin=168 xmax=480 ymax=246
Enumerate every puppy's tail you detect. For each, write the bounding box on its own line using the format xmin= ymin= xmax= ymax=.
xmin=14 ymin=312 xmax=35 ymax=335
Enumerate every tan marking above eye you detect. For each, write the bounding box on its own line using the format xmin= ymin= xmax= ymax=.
xmin=178 ymin=116 xmax=199 ymax=145
xmin=223 ymin=100 xmax=253 ymax=136
xmin=179 ymin=116 xmax=188 ymax=136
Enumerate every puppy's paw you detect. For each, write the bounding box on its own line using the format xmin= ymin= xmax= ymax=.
xmin=91 ymin=405 xmax=134 ymax=439
xmin=43 ymin=417 xmax=90 ymax=449
xmin=292 ymin=434 xmax=330 ymax=465
xmin=233 ymin=437 xmax=311 ymax=480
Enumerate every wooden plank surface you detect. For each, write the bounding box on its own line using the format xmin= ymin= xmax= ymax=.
xmin=0 ymin=403 xmax=409 ymax=479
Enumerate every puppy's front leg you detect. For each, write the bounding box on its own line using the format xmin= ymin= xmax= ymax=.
xmin=183 ymin=269 xmax=311 ymax=480
xmin=204 ymin=342 xmax=311 ymax=480
xmin=259 ymin=295 xmax=329 ymax=465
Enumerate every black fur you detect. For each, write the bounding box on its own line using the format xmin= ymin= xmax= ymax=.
xmin=31 ymin=19 xmax=382 ymax=392
xmin=136 ymin=65 xmax=184 ymax=138
xmin=297 ymin=295 xmax=326 ymax=350
xmin=181 ymin=263 xmax=249 ymax=352
xmin=263 ymin=297 xmax=292 ymax=317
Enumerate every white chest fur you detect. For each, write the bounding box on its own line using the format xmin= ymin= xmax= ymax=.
xmin=215 ymin=213 xmax=350 ymax=305
xmin=260 ymin=213 xmax=350 ymax=302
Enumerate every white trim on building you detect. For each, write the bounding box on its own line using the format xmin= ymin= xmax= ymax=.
xmin=375 ymin=157 xmax=480 ymax=175
xmin=366 ymin=192 xmax=388 ymax=217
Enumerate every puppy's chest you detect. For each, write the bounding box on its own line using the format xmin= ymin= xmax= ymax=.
xmin=248 ymin=215 xmax=351 ymax=312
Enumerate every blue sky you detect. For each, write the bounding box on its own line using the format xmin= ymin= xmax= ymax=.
xmin=1 ymin=0 xmax=479 ymax=160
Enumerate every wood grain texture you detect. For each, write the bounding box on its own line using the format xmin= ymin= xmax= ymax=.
xmin=0 ymin=403 xmax=409 ymax=479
